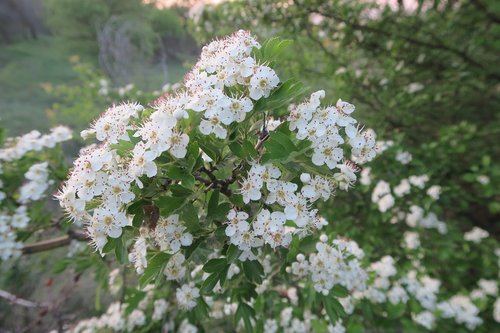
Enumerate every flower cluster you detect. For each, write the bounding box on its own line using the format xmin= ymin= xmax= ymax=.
xmin=0 ymin=206 xmax=29 ymax=260
xmin=288 ymin=91 xmax=376 ymax=169
xmin=176 ymin=283 xmax=200 ymax=310
xmin=58 ymin=31 xmax=287 ymax=253
xmin=464 ymin=226 xmax=489 ymax=243
xmin=290 ymin=236 xmax=367 ymax=295
xmin=0 ymin=126 xmax=72 ymax=161
xmin=54 ymin=30 xmax=384 ymax=330
xmin=187 ymin=29 xmax=278 ymax=139
xmin=226 ymin=161 xmax=345 ymax=256
xmin=18 ymin=162 xmax=52 ymax=204
xmin=0 ymin=126 xmax=72 ymax=261
xmin=67 ymin=284 xmax=173 ymax=333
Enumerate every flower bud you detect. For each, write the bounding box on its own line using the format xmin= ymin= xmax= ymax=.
xmin=300 ymin=173 xmax=311 ymax=183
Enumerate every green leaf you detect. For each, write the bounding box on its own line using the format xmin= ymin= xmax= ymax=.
xmin=186 ymin=142 xmax=200 ymax=171
xmin=322 ymin=295 xmax=339 ymax=324
xmin=235 ymin=303 xmax=255 ymax=333
xmin=195 ymin=297 xmax=210 ymax=320
xmin=201 ymin=272 xmax=220 ymax=294
xmin=322 ymin=295 xmax=347 ymax=324
xmin=286 ymin=236 xmax=301 ymax=262
xmin=169 ymin=184 xmax=193 ymax=197
xmin=110 ymin=140 xmax=135 ymax=157
xmin=207 ymin=189 xmax=220 ymax=219
xmin=124 ymin=288 xmax=146 ymax=316
xmin=229 ymin=142 xmax=245 ymax=158
xmin=102 ymin=237 xmax=117 ymax=253
xmin=212 ymin=202 xmax=231 ymax=221
xmin=181 ymin=203 xmax=201 ymax=233
xmin=53 ymin=259 xmax=71 ymax=273
xmin=185 ymin=237 xmax=203 ymax=260
xmin=203 ymin=258 xmax=227 ymax=273
xmin=230 ymin=140 xmax=257 ymax=160
xmin=114 ymin=237 xmax=128 ymax=264
xmin=331 ymin=285 xmax=349 ymax=298
xmin=198 ymin=137 xmax=220 ymax=161
xmin=242 ymin=260 xmax=264 ymax=284
xmin=254 ymin=78 xmax=308 ymax=117
xmin=258 ymin=37 xmax=293 ymax=61
xmin=165 ymin=165 xmax=195 ymax=189
xmin=139 ymin=252 xmax=170 ymax=288
xmin=226 ymin=244 xmax=242 ymax=263
xmin=156 ymin=196 xmax=187 ymax=216
xmin=270 ymin=131 xmax=297 ymax=152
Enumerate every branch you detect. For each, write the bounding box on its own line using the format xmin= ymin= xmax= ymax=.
xmin=304 ymin=5 xmax=499 ymax=80
xmin=470 ymin=0 xmax=500 ymax=24
xmin=22 ymin=230 xmax=89 ymax=255
xmin=0 ymin=289 xmax=47 ymax=309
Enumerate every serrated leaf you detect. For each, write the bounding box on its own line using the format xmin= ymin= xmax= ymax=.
xmin=226 ymin=244 xmax=242 ymax=263
xmin=242 ymin=260 xmax=264 ymax=284
xmin=181 ymin=203 xmax=201 ymax=233
xmin=115 ymin=237 xmax=128 ymax=264
xmin=323 ymin=295 xmax=339 ymax=324
xmin=165 ymin=165 xmax=195 ymax=189
xmin=156 ymin=196 xmax=187 ymax=216
xmin=235 ymin=302 xmax=256 ymax=333
xmin=212 ymin=202 xmax=231 ymax=221
xmin=207 ymin=189 xmax=220 ymax=219
xmin=203 ymin=258 xmax=227 ymax=273
xmin=139 ymin=252 xmax=170 ymax=288
xmin=201 ymin=272 xmax=220 ymax=294
xmin=331 ymin=285 xmax=349 ymax=298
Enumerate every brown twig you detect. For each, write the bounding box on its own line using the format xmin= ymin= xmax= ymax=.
xmin=21 ymin=229 xmax=89 ymax=255
xmin=0 ymin=289 xmax=47 ymax=309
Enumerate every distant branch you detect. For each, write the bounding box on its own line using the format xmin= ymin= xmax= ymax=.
xmin=300 ymin=4 xmax=500 ymax=80
xmin=0 ymin=289 xmax=47 ymax=309
xmin=470 ymin=0 xmax=500 ymax=24
xmin=22 ymin=230 xmax=88 ymax=255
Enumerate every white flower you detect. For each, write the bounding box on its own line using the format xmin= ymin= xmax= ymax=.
xmin=477 ymin=175 xmax=490 ymax=185
xmin=478 ymin=279 xmax=498 ymax=296
xmin=402 ymin=231 xmax=420 ymax=250
xmin=199 ymin=108 xmax=233 ymax=139
xmin=494 ymin=298 xmax=500 ymax=323
xmin=128 ymin=235 xmax=148 ymax=274
xmin=176 ymin=283 xmax=200 ymax=310
xmin=164 ymin=253 xmax=186 ymax=281
xmin=92 ymin=207 xmax=129 ymax=238
xmin=426 ymin=185 xmax=441 ymax=200
xmin=412 ymin=311 xmax=435 ymax=330
xmin=464 ymin=227 xmax=489 ymax=243
xmin=239 ymin=175 xmax=263 ymax=204
xmin=249 ymin=66 xmax=279 ymax=100
xmin=225 ymin=210 xmax=249 ymax=237
xmin=395 ymin=151 xmax=412 ymax=165
xmin=226 ymin=95 xmax=253 ymax=122
xmin=408 ymin=175 xmax=429 ymax=189
xmin=129 ymin=143 xmax=157 ymax=185
xmin=394 ymin=179 xmax=411 ymax=197
xmin=334 ymin=161 xmax=358 ymax=191
xmin=127 ymin=309 xmax=145 ymax=332
xmin=360 ymin=167 xmax=372 ymax=186
xmin=311 ymin=141 xmax=343 ymax=169
xmin=336 ymin=99 xmax=355 ymax=115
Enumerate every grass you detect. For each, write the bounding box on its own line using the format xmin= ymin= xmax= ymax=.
xmin=0 ymin=36 xmax=187 ymax=136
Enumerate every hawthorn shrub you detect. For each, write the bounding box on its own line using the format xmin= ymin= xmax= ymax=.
xmin=0 ymin=30 xmax=498 ymax=333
